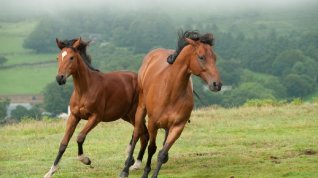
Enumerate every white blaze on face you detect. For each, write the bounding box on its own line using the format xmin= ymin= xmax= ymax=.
xmin=61 ymin=51 xmax=67 ymax=62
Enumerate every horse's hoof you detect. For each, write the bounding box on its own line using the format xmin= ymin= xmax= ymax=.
xmin=119 ymin=171 xmax=129 ymax=178
xmin=78 ymin=155 xmax=91 ymax=165
xmin=129 ymin=160 xmax=142 ymax=170
xmin=44 ymin=165 xmax=58 ymax=178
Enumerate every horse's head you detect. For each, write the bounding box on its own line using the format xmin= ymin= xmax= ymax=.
xmin=186 ymin=34 xmax=222 ymax=92
xmin=55 ymin=38 xmax=85 ymax=85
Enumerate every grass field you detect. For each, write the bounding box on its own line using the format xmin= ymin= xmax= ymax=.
xmin=1 ymin=104 xmax=317 ymax=178
xmin=0 ymin=65 xmax=56 ymax=94
xmin=0 ymin=20 xmax=57 ymax=95
xmin=0 ymin=20 xmax=37 ymax=54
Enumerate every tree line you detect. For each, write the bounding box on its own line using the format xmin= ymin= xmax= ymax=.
xmin=4 ymin=9 xmax=316 ymax=120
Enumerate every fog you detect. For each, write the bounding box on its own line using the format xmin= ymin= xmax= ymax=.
xmin=2 ymin=0 xmax=318 ymax=18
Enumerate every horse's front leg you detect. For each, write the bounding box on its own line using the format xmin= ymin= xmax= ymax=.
xmin=152 ymin=123 xmax=186 ymax=178
xmin=44 ymin=115 xmax=80 ymax=178
xmin=77 ymin=114 xmax=100 ymax=165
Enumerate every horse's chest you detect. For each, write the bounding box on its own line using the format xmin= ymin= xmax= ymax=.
xmin=72 ymin=105 xmax=92 ymax=119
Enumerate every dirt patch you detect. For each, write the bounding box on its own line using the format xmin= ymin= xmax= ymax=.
xmin=303 ymin=149 xmax=316 ymax=155
xmin=270 ymin=155 xmax=281 ymax=164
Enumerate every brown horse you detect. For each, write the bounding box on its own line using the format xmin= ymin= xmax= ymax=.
xmin=120 ymin=31 xmax=222 ymax=178
xmin=44 ymin=38 xmax=148 ymax=178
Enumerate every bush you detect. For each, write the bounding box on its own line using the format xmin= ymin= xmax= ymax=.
xmin=0 ymin=55 xmax=8 ymax=66
xmin=0 ymin=99 xmax=10 ymax=122
xmin=244 ymin=99 xmax=287 ymax=107
xmin=43 ymin=81 xmax=73 ymax=116
xmin=11 ymin=105 xmax=41 ymax=121
xmin=290 ymin=98 xmax=303 ymax=105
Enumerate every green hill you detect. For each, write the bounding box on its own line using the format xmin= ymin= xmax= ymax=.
xmin=0 ymin=5 xmax=317 ymax=104
xmin=0 ymin=20 xmax=56 ymax=95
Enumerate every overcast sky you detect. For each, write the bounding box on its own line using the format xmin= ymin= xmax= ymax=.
xmin=3 ymin=0 xmax=318 ymax=15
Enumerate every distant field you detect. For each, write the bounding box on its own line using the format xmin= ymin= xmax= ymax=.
xmin=0 ymin=20 xmax=58 ymax=95
xmin=0 ymin=20 xmax=37 ymax=54
xmin=4 ymin=53 xmax=55 ymax=66
xmin=0 ymin=65 xmax=56 ymax=94
xmin=1 ymin=104 xmax=317 ymax=177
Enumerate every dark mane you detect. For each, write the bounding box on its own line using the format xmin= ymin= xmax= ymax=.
xmin=167 ymin=30 xmax=214 ymax=64
xmin=62 ymin=38 xmax=99 ymax=72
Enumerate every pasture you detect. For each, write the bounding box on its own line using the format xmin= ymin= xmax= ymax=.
xmin=0 ymin=20 xmax=56 ymax=95
xmin=1 ymin=104 xmax=317 ymax=177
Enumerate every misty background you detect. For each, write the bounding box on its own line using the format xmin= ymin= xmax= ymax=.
xmin=0 ymin=0 xmax=318 ymax=121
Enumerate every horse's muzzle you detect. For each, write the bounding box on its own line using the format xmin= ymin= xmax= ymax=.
xmin=209 ymin=82 xmax=222 ymax=92
xmin=56 ymin=75 xmax=67 ymax=85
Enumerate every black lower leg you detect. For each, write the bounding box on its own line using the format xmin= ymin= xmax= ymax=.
xmin=161 ymin=130 xmax=169 ymax=163
xmin=137 ymin=132 xmax=149 ymax=161
xmin=142 ymin=144 xmax=157 ymax=178
xmin=137 ymin=147 xmax=146 ymax=161
xmin=152 ymin=150 xmax=168 ymax=178
xmin=77 ymin=133 xmax=86 ymax=156
xmin=159 ymin=150 xmax=169 ymax=164
xmin=120 ymin=139 xmax=138 ymax=177
xmin=53 ymin=144 xmax=67 ymax=166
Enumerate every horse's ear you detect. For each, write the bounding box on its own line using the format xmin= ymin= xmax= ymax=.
xmin=72 ymin=37 xmax=82 ymax=49
xmin=56 ymin=38 xmax=65 ymax=50
xmin=185 ymin=38 xmax=198 ymax=47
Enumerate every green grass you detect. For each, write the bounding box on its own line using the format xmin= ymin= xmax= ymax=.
xmin=304 ymin=90 xmax=318 ymax=102
xmin=0 ymin=64 xmax=56 ymax=94
xmin=1 ymin=104 xmax=317 ymax=178
xmin=0 ymin=20 xmax=37 ymax=54
xmin=4 ymin=53 xmax=56 ymax=66
xmin=0 ymin=20 xmax=58 ymax=95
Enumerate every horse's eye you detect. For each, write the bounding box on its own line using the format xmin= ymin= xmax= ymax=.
xmin=70 ymin=56 xmax=74 ymax=61
xmin=198 ymin=56 xmax=205 ymax=61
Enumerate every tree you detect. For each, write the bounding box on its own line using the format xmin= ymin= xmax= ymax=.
xmin=0 ymin=99 xmax=10 ymax=122
xmin=11 ymin=106 xmax=29 ymax=121
xmin=43 ymin=81 xmax=73 ymax=116
xmin=0 ymin=55 xmax=8 ymax=66
xmin=222 ymin=82 xmax=275 ymax=107
xmin=10 ymin=105 xmax=41 ymax=121
xmin=272 ymin=49 xmax=307 ymax=76
xmin=282 ymin=74 xmax=316 ymax=98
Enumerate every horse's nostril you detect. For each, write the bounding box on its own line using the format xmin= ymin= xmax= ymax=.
xmin=61 ymin=75 xmax=64 ymax=78
xmin=213 ymin=82 xmax=217 ymax=86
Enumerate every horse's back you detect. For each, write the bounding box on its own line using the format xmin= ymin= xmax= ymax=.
xmin=93 ymin=71 xmax=138 ymax=122
xmin=138 ymin=48 xmax=173 ymax=88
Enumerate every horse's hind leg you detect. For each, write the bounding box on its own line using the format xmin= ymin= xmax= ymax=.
xmin=44 ymin=115 xmax=80 ymax=178
xmin=130 ymin=123 xmax=149 ymax=171
xmin=120 ymin=105 xmax=146 ymax=178
xmin=77 ymin=115 xmax=99 ymax=165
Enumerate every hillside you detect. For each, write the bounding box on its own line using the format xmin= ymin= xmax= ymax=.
xmin=1 ymin=104 xmax=317 ymax=177
xmin=0 ymin=20 xmax=56 ymax=95
xmin=0 ymin=4 xmax=317 ymax=107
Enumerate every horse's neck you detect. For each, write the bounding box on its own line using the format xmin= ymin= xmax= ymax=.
xmin=72 ymin=57 xmax=94 ymax=96
xmin=168 ymin=50 xmax=192 ymax=97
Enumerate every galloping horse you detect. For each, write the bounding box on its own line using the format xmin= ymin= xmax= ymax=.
xmin=120 ymin=31 xmax=222 ymax=178
xmin=44 ymin=38 xmax=149 ymax=177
